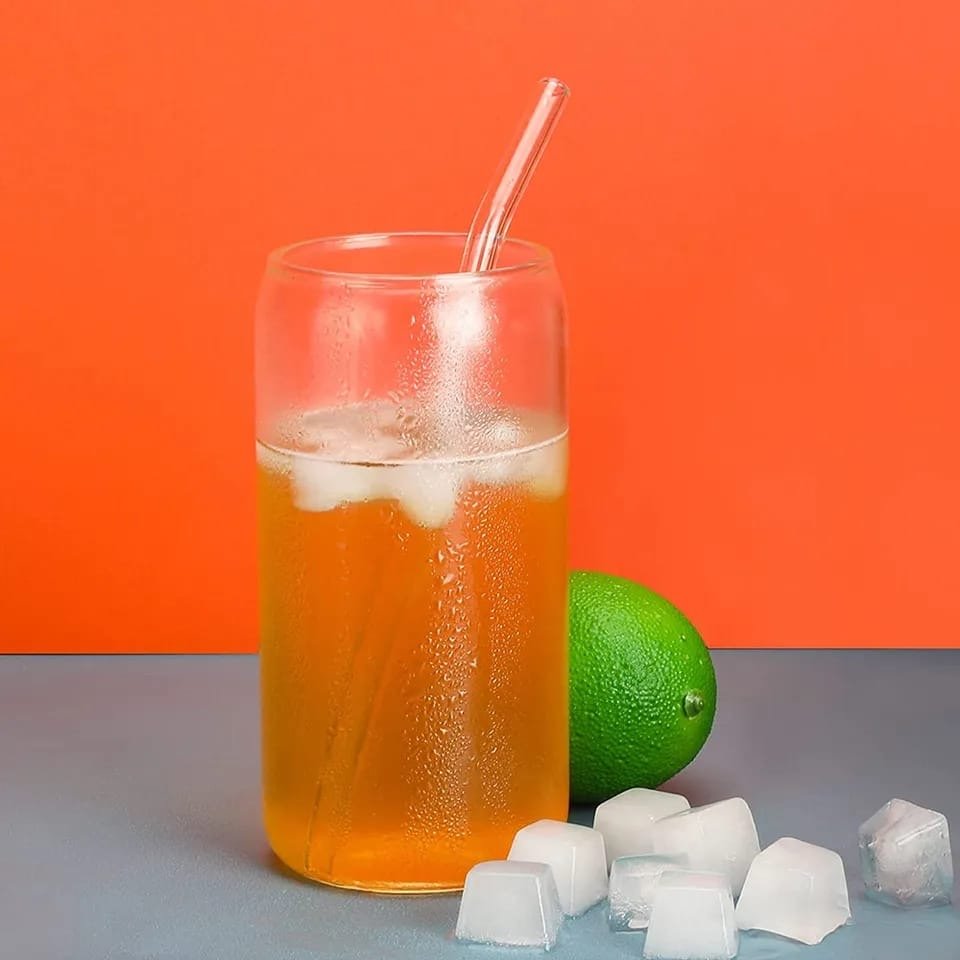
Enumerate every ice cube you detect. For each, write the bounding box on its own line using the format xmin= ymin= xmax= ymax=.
xmin=469 ymin=449 xmax=521 ymax=487
xmin=608 ymin=854 xmax=689 ymax=931
xmin=297 ymin=406 xmax=408 ymax=461
xmin=735 ymin=837 xmax=850 ymax=944
xmin=483 ymin=415 xmax=525 ymax=452
xmin=522 ymin=440 xmax=567 ymax=499
xmin=389 ymin=462 xmax=461 ymax=528
xmin=508 ymin=819 xmax=608 ymax=916
xmin=644 ymin=871 xmax=738 ymax=960
xmin=653 ymin=798 xmax=760 ymax=897
xmin=858 ymin=798 xmax=953 ymax=907
xmin=255 ymin=441 xmax=289 ymax=474
xmin=291 ymin=457 xmax=383 ymax=512
xmin=455 ymin=860 xmax=564 ymax=949
xmin=594 ymin=788 xmax=691 ymax=867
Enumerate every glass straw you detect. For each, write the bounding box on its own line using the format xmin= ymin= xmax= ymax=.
xmin=459 ymin=77 xmax=570 ymax=273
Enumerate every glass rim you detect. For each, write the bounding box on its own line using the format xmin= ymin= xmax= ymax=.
xmin=267 ymin=231 xmax=555 ymax=285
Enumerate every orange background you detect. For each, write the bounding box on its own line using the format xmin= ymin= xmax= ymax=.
xmin=2 ymin=1 xmax=958 ymax=652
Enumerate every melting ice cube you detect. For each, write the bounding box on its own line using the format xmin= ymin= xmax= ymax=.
xmin=736 ymin=837 xmax=851 ymax=944
xmin=858 ymin=798 xmax=953 ymax=908
xmin=291 ymin=457 xmax=384 ymax=512
xmin=608 ymin=853 xmax=689 ymax=931
xmin=388 ymin=462 xmax=462 ymax=529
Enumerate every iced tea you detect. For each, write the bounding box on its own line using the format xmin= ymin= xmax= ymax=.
xmin=257 ymin=404 xmax=568 ymax=892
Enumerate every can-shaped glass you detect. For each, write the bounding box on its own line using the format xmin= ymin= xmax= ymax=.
xmin=256 ymin=233 xmax=568 ymax=892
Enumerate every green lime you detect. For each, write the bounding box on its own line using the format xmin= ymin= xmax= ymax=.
xmin=569 ymin=570 xmax=717 ymax=803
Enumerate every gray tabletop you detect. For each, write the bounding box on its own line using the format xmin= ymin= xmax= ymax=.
xmin=2 ymin=652 xmax=958 ymax=960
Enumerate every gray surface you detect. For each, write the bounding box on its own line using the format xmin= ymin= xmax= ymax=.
xmin=2 ymin=652 xmax=958 ymax=960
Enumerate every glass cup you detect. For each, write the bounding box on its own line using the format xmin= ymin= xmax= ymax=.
xmin=255 ymin=233 xmax=568 ymax=892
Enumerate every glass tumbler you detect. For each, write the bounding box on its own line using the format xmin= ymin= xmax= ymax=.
xmin=255 ymin=233 xmax=568 ymax=892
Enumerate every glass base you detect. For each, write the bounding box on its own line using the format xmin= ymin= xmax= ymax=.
xmin=264 ymin=795 xmax=571 ymax=894
xmin=270 ymin=844 xmax=466 ymax=894
xmin=306 ymin=874 xmax=464 ymax=895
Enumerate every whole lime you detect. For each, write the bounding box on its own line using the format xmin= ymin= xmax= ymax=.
xmin=569 ymin=570 xmax=717 ymax=803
